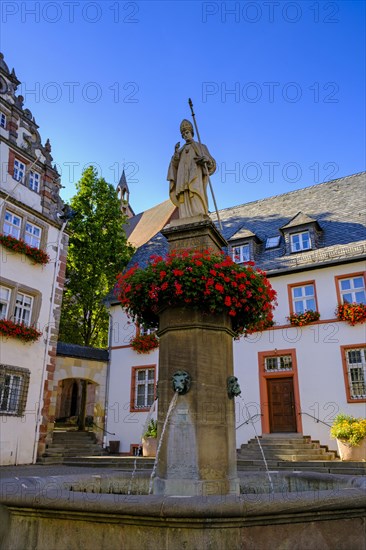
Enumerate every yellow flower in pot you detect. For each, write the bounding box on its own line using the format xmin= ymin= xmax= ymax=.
xmin=330 ymin=414 xmax=366 ymax=461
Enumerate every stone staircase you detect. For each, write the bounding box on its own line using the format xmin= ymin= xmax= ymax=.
xmin=39 ymin=430 xmax=106 ymax=464
xmin=238 ymin=434 xmax=338 ymax=463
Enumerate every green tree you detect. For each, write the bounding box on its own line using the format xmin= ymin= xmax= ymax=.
xmin=59 ymin=167 xmax=133 ymax=347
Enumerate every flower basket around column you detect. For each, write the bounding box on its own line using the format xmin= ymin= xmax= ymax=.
xmin=115 ymin=249 xmax=277 ymax=338
xmin=330 ymin=414 xmax=366 ymax=461
xmin=335 ymin=302 xmax=366 ymax=326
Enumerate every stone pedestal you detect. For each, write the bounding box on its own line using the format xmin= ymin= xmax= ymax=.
xmin=154 ymin=219 xmax=239 ymax=496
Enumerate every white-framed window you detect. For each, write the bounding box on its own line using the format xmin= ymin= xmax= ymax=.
xmin=133 ymin=367 xmax=155 ymax=410
xmin=265 ymin=236 xmax=281 ymax=249
xmin=13 ymin=159 xmax=26 ymax=182
xmin=265 ymin=355 xmax=293 ymax=372
xmin=290 ymin=231 xmax=311 ymax=252
xmin=29 ymin=171 xmax=40 ymax=193
xmin=25 ymin=221 xmax=42 ymax=249
xmin=0 ymin=112 xmax=6 ymax=129
xmin=14 ymin=292 xmax=33 ymax=326
xmin=291 ymin=283 xmax=316 ymax=314
xmin=0 ymin=286 xmax=11 ymax=320
xmin=232 ymin=243 xmax=250 ymax=263
xmin=3 ymin=210 xmax=22 ymax=239
xmin=0 ymin=365 xmax=30 ymax=416
xmin=345 ymin=348 xmax=366 ymax=399
xmin=339 ymin=276 xmax=366 ymax=304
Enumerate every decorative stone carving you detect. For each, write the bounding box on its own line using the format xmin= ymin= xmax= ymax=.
xmin=172 ymin=370 xmax=191 ymax=395
xmin=167 ymin=119 xmax=216 ymax=219
xmin=227 ymin=376 xmax=241 ymax=399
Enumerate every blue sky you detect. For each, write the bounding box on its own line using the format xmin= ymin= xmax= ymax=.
xmin=1 ymin=0 xmax=365 ymax=214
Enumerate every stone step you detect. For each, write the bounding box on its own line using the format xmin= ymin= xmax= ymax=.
xmin=239 ymin=445 xmax=330 ymax=454
xmin=242 ymin=441 xmax=322 ymax=449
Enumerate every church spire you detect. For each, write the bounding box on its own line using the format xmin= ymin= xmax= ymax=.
xmin=116 ymin=169 xmax=134 ymax=218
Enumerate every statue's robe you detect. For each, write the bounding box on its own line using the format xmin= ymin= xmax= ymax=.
xmin=168 ymin=140 xmax=216 ymax=218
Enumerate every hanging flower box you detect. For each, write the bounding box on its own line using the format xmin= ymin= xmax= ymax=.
xmin=0 ymin=234 xmax=50 ymax=265
xmin=0 ymin=319 xmax=42 ymax=343
xmin=116 ymin=248 xmax=277 ymax=338
xmin=335 ymin=302 xmax=366 ymax=326
xmin=287 ymin=310 xmax=320 ymax=327
xmin=130 ymin=332 xmax=159 ymax=354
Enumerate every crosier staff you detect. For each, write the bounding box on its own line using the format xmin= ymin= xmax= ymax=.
xmin=188 ymin=98 xmax=222 ymax=231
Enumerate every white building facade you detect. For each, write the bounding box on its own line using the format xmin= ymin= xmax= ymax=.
xmin=0 ymin=53 xmax=68 ymax=464
xmin=106 ymin=173 xmax=366 ymax=455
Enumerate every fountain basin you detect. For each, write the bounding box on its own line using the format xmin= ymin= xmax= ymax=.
xmin=1 ymin=471 xmax=365 ymax=549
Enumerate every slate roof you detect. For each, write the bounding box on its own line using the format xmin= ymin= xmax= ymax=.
xmin=57 ymin=342 xmax=109 ymax=361
xmin=107 ymin=172 xmax=366 ymax=307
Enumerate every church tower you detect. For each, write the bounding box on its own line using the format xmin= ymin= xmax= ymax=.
xmin=116 ymin=169 xmax=134 ymax=218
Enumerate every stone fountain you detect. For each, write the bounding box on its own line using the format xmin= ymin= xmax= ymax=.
xmin=0 ymin=120 xmax=365 ymax=549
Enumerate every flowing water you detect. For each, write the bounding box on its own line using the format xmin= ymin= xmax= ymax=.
xmin=148 ymin=391 xmax=179 ymax=495
xmin=238 ymin=395 xmax=274 ymax=493
xmin=127 ymin=400 xmax=157 ymax=496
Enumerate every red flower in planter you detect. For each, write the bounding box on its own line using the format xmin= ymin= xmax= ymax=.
xmin=130 ymin=333 xmax=159 ymax=354
xmin=0 ymin=319 xmax=42 ymax=342
xmin=0 ymin=234 xmax=50 ymax=265
xmin=336 ymin=302 xmax=366 ymax=326
xmin=287 ymin=310 xmax=320 ymax=327
xmin=116 ymin=248 xmax=277 ymax=338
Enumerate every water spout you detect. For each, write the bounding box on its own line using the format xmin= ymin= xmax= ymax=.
xmin=128 ymin=400 xmax=157 ymax=496
xmin=238 ymin=395 xmax=274 ymax=494
xmin=148 ymin=391 xmax=179 ymax=495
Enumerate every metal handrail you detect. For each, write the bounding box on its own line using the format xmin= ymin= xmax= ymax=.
xmin=92 ymin=421 xmax=115 ymax=436
xmin=236 ymin=413 xmax=263 ymax=430
xmin=298 ymin=411 xmax=332 ymax=428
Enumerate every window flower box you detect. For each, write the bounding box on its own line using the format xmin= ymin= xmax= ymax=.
xmin=0 ymin=234 xmax=50 ymax=265
xmin=336 ymin=302 xmax=366 ymax=326
xmin=130 ymin=333 xmax=159 ymax=354
xmin=0 ymin=319 xmax=42 ymax=342
xmin=287 ymin=310 xmax=320 ymax=327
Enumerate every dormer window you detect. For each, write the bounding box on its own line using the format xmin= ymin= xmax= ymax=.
xmin=0 ymin=112 xmax=6 ymax=128
xmin=290 ymin=231 xmax=311 ymax=252
xmin=265 ymin=236 xmax=281 ymax=249
xmin=232 ymin=243 xmax=250 ymax=264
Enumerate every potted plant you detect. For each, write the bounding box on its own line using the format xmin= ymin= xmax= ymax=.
xmin=335 ymin=302 xmax=366 ymax=326
xmin=330 ymin=413 xmax=366 ymax=460
xmin=287 ymin=309 xmax=320 ymax=326
xmin=142 ymin=419 xmax=157 ymax=457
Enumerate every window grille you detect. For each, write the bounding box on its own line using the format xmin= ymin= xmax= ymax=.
xmin=135 ymin=368 xmax=155 ymax=409
xmin=265 ymin=355 xmax=293 ymax=372
xmin=0 ymin=365 xmax=30 ymax=415
xmin=346 ymin=348 xmax=366 ymax=399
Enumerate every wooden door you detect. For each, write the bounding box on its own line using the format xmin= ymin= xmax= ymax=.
xmin=267 ymin=377 xmax=297 ymax=433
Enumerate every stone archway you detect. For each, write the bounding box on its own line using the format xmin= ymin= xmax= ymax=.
xmin=38 ymin=346 xmax=108 ymax=458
